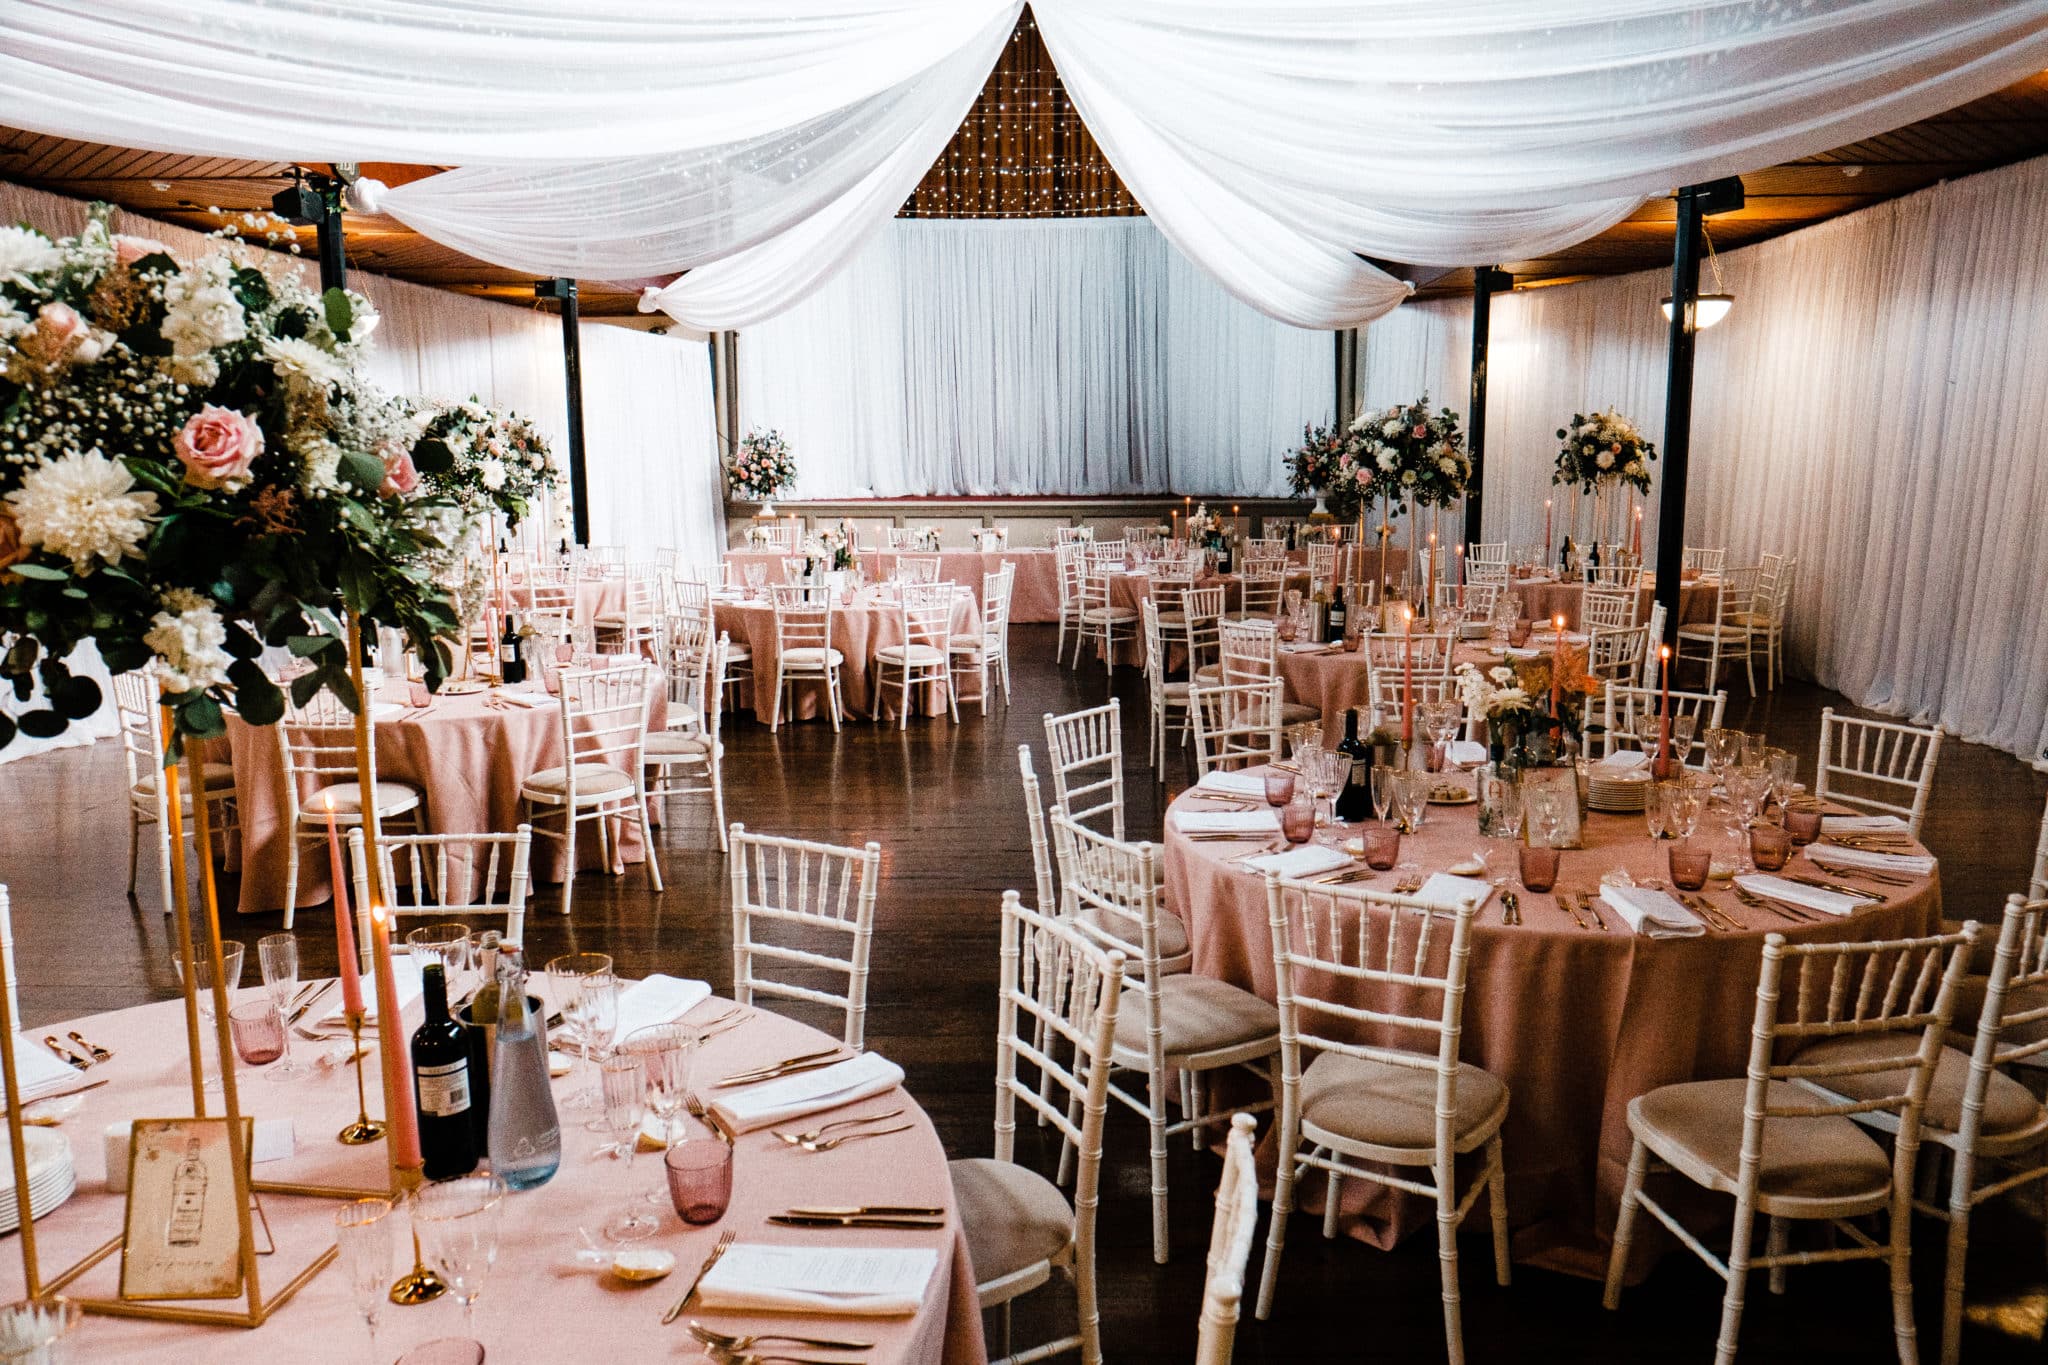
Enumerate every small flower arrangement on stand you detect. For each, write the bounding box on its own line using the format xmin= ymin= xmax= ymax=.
xmin=807 ymin=521 xmax=855 ymax=571
xmin=727 ymin=428 xmax=795 ymax=502
xmin=1285 ymin=422 xmax=1353 ymax=519
xmin=1186 ymin=503 xmax=1222 ymax=540
xmin=1554 ymin=409 xmax=1656 ymax=552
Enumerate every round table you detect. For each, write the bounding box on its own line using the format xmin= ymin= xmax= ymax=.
xmin=712 ymin=586 xmax=980 ymax=723
xmin=1505 ymin=574 xmax=1716 ymax=632
xmin=0 ymin=990 xmax=984 ymax=1364
xmin=723 ymin=550 xmax=1063 ymax=625
xmin=1162 ymin=775 xmax=1942 ymax=1277
xmin=1275 ymin=637 xmax=1502 ymax=743
xmin=224 ymin=675 xmax=663 ymax=917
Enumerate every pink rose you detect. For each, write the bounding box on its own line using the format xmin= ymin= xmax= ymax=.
xmin=114 ymin=235 xmax=169 ymax=265
xmin=379 ymin=440 xmax=419 ymax=497
xmin=1411 ymin=424 xmax=1428 ymax=439
xmin=174 ymin=405 xmax=264 ymax=490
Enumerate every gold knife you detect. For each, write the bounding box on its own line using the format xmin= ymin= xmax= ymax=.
xmin=715 ymin=1047 xmax=841 ymax=1085
xmin=769 ymin=1214 xmax=946 ymax=1229
xmin=785 ymin=1205 xmax=943 ymax=1217
xmin=715 ymin=1053 xmax=850 ymax=1089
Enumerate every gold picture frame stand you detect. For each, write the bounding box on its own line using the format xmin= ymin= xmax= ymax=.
xmin=0 ymin=613 xmax=408 ymax=1328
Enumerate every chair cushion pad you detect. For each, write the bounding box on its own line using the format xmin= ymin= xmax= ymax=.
xmin=521 ymin=763 xmax=634 ymax=800
xmin=779 ymin=647 xmax=845 ymax=667
xmin=1115 ymin=973 xmax=1277 ymax=1059
xmin=1300 ymin=1049 xmax=1508 ymax=1153
xmin=136 ymin=761 xmax=237 ymax=797
xmin=306 ymin=780 xmax=420 ymax=818
xmin=949 ymin=1157 xmax=1071 ymax=1286
xmin=1629 ymin=1078 xmax=1891 ymax=1206
xmin=643 ymin=731 xmax=716 ymax=758
xmin=1790 ymin=1034 xmax=2045 ymax=1138
xmin=1278 ymin=702 xmax=1321 ymax=726
xmin=875 ymin=644 xmax=948 ymax=665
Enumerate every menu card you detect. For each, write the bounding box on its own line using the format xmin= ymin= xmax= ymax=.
xmin=698 ymin=1243 xmax=938 ymax=1317
xmin=1172 ymin=810 xmax=1280 ymax=835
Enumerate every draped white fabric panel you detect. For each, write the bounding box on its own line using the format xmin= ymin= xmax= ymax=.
xmin=738 ymin=219 xmax=1326 ymax=498
xmin=1359 ymin=155 xmax=2048 ymax=767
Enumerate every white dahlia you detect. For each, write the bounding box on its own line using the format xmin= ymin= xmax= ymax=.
xmin=262 ymin=336 xmax=347 ymax=390
xmin=4 ymin=450 xmax=159 ymax=572
xmin=159 ymin=255 xmax=246 ymax=359
xmin=1596 ymin=450 xmax=1616 ymax=470
xmin=144 ymin=588 xmax=232 ymax=692
xmin=1375 ymin=450 xmax=1397 ymax=472
xmin=478 ymin=457 xmax=507 ymax=491
xmin=0 ymin=227 xmax=62 ymax=288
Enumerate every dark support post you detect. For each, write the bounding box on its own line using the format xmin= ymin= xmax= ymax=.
xmin=1333 ymin=329 xmax=1359 ymax=429
xmin=1655 ymin=177 xmax=1743 ymax=659
xmin=1465 ymin=267 xmax=1509 ymax=547
xmin=535 ymin=279 xmax=591 ymax=546
xmin=270 ymin=172 xmax=347 ymax=293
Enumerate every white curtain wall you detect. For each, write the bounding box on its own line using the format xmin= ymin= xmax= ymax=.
xmin=1359 ymin=155 xmax=2048 ymax=768
xmin=738 ymin=218 xmax=1331 ymax=499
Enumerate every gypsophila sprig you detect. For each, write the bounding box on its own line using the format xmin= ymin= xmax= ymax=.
xmin=727 ymin=428 xmax=795 ymax=501
xmin=0 ymin=204 xmax=461 ymax=753
xmin=1553 ymin=409 xmax=1656 ymax=494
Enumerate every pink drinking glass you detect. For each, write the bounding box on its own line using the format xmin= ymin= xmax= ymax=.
xmin=1749 ymin=824 xmax=1792 ymax=872
xmin=1518 ymin=844 xmax=1560 ymax=893
xmin=1280 ymin=803 xmax=1314 ymax=845
xmin=1784 ymin=808 xmax=1822 ymax=846
xmin=408 ymin=681 xmax=431 ymax=708
xmin=1363 ymin=826 xmax=1401 ymax=871
xmin=1264 ymin=773 xmax=1296 ymax=807
xmin=665 ymin=1140 xmax=732 ymax=1225
xmin=228 ymin=1000 xmax=285 ymax=1067
xmin=1669 ymin=840 xmax=1711 ymax=891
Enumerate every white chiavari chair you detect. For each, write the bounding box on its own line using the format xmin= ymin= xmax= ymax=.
xmin=1077 ymin=562 xmax=1139 ymax=681
xmin=1587 ymin=561 xmax=1643 ymax=589
xmin=1196 ymin=1112 xmax=1261 ymax=1365
xmin=1682 ymin=545 xmax=1727 ymax=576
xmin=872 ymin=581 xmax=958 ymax=728
xmin=1018 ymin=747 xmax=1058 ymax=920
xmin=1792 ymin=895 xmax=2048 ymax=1365
xmin=581 ymin=543 xmax=630 ymax=569
xmin=347 ymin=826 xmax=534 ymax=964
xmin=1190 ymin=681 xmax=1284 ymax=774
xmin=1364 ymin=630 xmax=1454 ymax=679
xmin=767 ymin=584 xmax=845 ymax=732
xmin=1231 ymin=571 xmax=1285 ymax=623
xmin=1184 ymin=585 xmax=1227 ymax=686
xmin=1367 ymin=670 xmax=1460 ymax=715
xmin=1582 ymin=584 xmax=1641 ymax=631
xmin=684 ymin=571 xmax=752 ymax=705
xmin=2033 ymin=794 xmax=2048 ymax=903
xmin=1141 ymin=599 xmax=1194 ymax=771
xmin=1466 ymin=541 xmax=1507 ymax=573
xmin=1086 ymin=539 xmax=1128 ymax=567
xmin=1055 ymin=544 xmax=1085 ymax=667
xmin=1043 ymin=702 xmax=1125 ymax=839
xmin=0 ymin=887 xmax=16 ymax=1028
xmin=951 ymin=891 xmax=1123 ymax=1365
xmin=1245 ymin=537 xmax=1287 ymax=559
xmin=520 ymin=577 xmax=576 ymax=620
xmin=518 ymin=660 xmax=661 ymax=918
xmin=112 ymin=669 xmax=238 ymax=914
xmin=885 ymin=526 xmax=920 ymax=550
xmin=950 ymin=562 xmax=1015 ymax=713
xmin=1604 ymin=925 xmax=1978 ymax=1365
xmin=1815 ymin=708 xmax=1944 ymax=839
xmin=277 ymin=690 xmax=425 ymax=929
xmin=1055 ymin=526 xmax=1091 ymax=546
xmin=1306 ymin=543 xmax=1338 ymax=592
xmin=1587 ymin=622 xmax=1651 ymax=683
xmin=893 ymin=554 xmax=941 ymax=585
xmin=645 ymin=633 xmax=729 ymax=852
xmin=1218 ymin=619 xmax=1319 ymax=729
xmin=594 ymin=563 xmax=664 ymax=659
xmin=1257 ymin=877 xmax=1509 ymax=1364
xmin=1435 ymin=581 xmax=1501 ymax=624
xmin=1602 ymin=685 xmax=1726 ymax=770
xmin=1736 ymin=553 xmax=1797 ymax=690
xmin=1149 ymin=569 xmax=1194 ymax=632
xmin=1052 ymin=809 xmax=1279 ymax=1265
xmin=727 ymin=823 xmax=880 ymax=1050
xmin=1675 ymin=565 xmax=1760 ymax=693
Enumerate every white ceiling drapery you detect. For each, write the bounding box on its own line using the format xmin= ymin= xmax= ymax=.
xmin=3 ymin=0 xmax=2046 ymax=329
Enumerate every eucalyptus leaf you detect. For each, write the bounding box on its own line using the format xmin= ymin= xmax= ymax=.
xmin=339 ymin=451 xmax=386 ymax=493
xmin=289 ymin=670 xmax=324 ymax=708
xmin=228 ymin=661 xmax=283 ymax=726
xmin=51 ymin=676 xmax=100 ymax=720
xmin=322 ymin=288 xmax=354 ymax=343
xmin=0 ymin=715 xmax=15 ymax=750
xmin=8 ymin=563 xmax=67 ymax=582
xmin=180 ymin=694 xmax=225 ymax=739
xmin=14 ymin=710 xmax=66 ymax=740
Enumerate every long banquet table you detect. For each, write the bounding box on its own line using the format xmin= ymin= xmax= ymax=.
xmin=0 ymin=987 xmax=985 ymax=1364
xmin=1161 ymin=773 xmax=1942 ymax=1278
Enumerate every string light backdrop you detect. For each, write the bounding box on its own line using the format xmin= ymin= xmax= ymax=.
xmin=901 ymin=14 xmax=1139 ymax=220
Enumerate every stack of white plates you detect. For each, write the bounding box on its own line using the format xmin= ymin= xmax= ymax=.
xmin=0 ymin=1129 xmax=75 ymax=1233
xmin=1586 ymin=769 xmax=1651 ymax=813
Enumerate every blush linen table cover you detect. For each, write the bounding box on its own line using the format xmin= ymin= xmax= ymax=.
xmin=1505 ymin=575 xmax=1716 ymax=632
xmin=1161 ymin=772 xmax=1942 ymax=1280
xmin=222 ymin=675 xmax=665 ymax=916
xmin=1276 ymin=639 xmax=1503 ymax=744
xmin=723 ymin=549 xmax=1063 ymax=623
xmin=713 ymin=587 xmax=980 ymax=723
xmin=0 ymin=989 xmax=985 ymax=1365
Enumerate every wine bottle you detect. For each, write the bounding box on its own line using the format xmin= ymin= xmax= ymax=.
xmin=1559 ymin=535 xmax=1575 ymax=577
xmin=487 ymin=953 xmax=561 ymax=1190
xmin=499 ymin=611 xmax=526 ymax=685
xmin=1214 ymin=531 xmax=1233 ymax=576
xmin=412 ymin=963 xmax=479 ymax=1179
xmin=1309 ymin=581 xmax=1330 ymax=641
xmin=1326 ymin=583 xmax=1348 ymax=643
xmin=1334 ymin=708 xmax=1372 ymax=822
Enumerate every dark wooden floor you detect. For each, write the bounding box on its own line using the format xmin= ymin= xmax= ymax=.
xmin=5 ymin=625 xmax=2045 ymax=1362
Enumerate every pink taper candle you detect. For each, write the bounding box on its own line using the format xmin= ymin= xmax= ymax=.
xmin=1633 ymin=504 xmax=1644 ymax=557
xmin=1551 ymin=614 xmax=1566 ymax=731
xmin=1655 ymin=645 xmax=1673 ymax=780
xmin=1401 ymin=606 xmax=1415 ymax=747
xmin=325 ymin=798 xmax=365 ymax=1017
xmin=368 ymin=905 xmax=423 ymax=1173
xmin=1544 ymin=499 xmax=1553 ymax=557
xmin=1455 ymin=544 xmax=1465 ymax=608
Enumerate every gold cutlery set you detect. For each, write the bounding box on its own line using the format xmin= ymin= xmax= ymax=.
xmin=714 ymin=1047 xmax=850 ymax=1088
xmin=42 ymin=1031 xmax=112 ymax=1069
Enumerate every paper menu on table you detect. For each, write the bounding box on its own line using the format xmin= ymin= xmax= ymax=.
xmin=1195 ymin=771 xmax=1268 ymax=798
xmin=315 ymin=954 xmax=421 ymax=1030
xmin=1172 ymin=810 xmax=1280 ymax=835
xmin=698 ymin=1243 xmax=939 ymax=1317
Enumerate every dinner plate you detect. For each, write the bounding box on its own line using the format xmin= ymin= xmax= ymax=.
xmin=1427 ymin=784 xmax=1477 ymax=806
xmin=438 ymin=680 xmax=487 ymax=695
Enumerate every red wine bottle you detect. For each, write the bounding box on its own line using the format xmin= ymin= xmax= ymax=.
xmin=411 ymin=963 xmax=479 ymax=1179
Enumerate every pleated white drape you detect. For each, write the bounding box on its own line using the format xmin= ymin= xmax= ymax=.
xmin=1359 ymin=155 xmax=2048 ymax=767
xmin=737 ymin=219 xmax=1327 ymax=499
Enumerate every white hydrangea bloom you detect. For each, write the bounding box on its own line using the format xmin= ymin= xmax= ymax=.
xmin=160 ymin=255 xmax=246 ymax=360
xmin=5 ymin=450 xmax=160 ymax=572
xmin=0 ymin=295 xmax=30 ymax=342
xmin=297 ymin=438 xmax=343 ymax=495
xmin=1375 ymin=450 xmax=1396 ymax=472
xmin=0 ymin=227 xmax=62 ymax=288
xmin=1381 ymin=419 xmax=1401 ymax=437
xmin=478 ymin=457 xmax=507 ymax=491
xmin=1437 ymin=456 xmax=1457 ymax=475
xmin=144 ymin=588 xmax=232 ymax=692
xmin=262 ymin=336 xmax=347 ymax=390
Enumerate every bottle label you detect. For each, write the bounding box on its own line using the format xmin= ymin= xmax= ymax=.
xmin=416 ymin=1059 xmax=472 ymax=1118
xmin=1351 ymin=757 xmax=1369 ymax=785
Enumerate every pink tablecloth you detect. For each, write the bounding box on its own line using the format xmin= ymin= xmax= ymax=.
xmin=0 ymin=991 xmax=983 ymax=1365
xmin=224 ymin=677 xmax=662 ymax=916
xmin=724 ymin=550 xmax=1062 ymax=625
xmin=714 ymin=588 xmax=980 ymax=722
xmin=1505 ymin=576 xmax=1715 ymax=632
xmin=1275 ymin=639 xmax=1501 ymax=743
xmin=1162 ymin=777 xmax=1942 ymax=1278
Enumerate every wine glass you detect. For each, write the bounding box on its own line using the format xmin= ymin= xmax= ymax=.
xmin=619 ymin=1024 xmax=701 ymax=1180
xmin=1725 ymin=766 xmax=1767 ymax=832
xmin=544 ymin=952 xmax=613 ymax=1112
xmin=573 ymin=973 xmax=620 ymax=1131
xmin=599 ymin=1054 xmax=659 ymax=1243
xmin=334 ymin=1198 xmax=395 ymax=1365
xmin=1392 ymin=769 xmax=1431 ymax=835
xmin=1670 ymin=713 xmax=1698 ymax=770
xmin=255 ymin=933 xmax=307 ymax=1078
xmin=1306 ymin=748 xmax=1348 ymax=833
xmin=406 ymin=924 xmax=473 ymax=1002
xmin=411 ymin=1175 xmax=506 ymax=1347
xmin=1672 ymin=774 xmax=1708 ymax=840
xmin=1702 ymin=727 xmax=1743 ymax=788
xmin=172 ymin=941 xmax=245 ymax=1092
xmin=1765 ymin=747 xmax=1799 ymax=811
xmin=1370 ymin=764 xmax=1397 ymax=823
xmin=1421 ymin=699 xmax=1463 ymax=767
xmin=0 ymin=1297 xmax=81 ymax=1364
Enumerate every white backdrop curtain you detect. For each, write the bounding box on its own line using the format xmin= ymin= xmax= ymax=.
xmin=738 ymin=219 xmax=1327 ymax=498
xmin=1359 ymin=154 xmax=2048 ymax=768
xmin=8 ymin=0 xmax=2043 ymax=330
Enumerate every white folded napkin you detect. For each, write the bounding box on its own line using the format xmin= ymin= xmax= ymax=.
xmin=1805 ymin=845 xmax=1935 ymax=877
xmin=1599 ymin=885 xmax=1706 ymax=939
xmin=1196 ymin=771 xmax=1269 ymax=798
xmin=1445 ymin=740 xmax=1487 ymax=767
xmin=1414 ymin=872 xmax=1494 ymax=912
xmin=492 ymin=690 xmax=544 ymax=708
xmin=1172 ymin=810 xmax=1281 ymax=835
xmin=1820 ymin=814 xmax=1910 ymax=835
xmin=1593 ymin=750 xmax=1651 ymax=777
xmin=1736 ymin=874 xmax=1859 ymax=917
xmin=316 ymin=954 xmax=422 ymax=1031
xmin=1282 ymin=641 xmax=1337 ymax=654
xmin=368 ymin=701 xmax=405 ymax=720
xmin=698 ymin=1244 xmax=938 ymax=1318
xmin=6 ymin=1035 xmax=89 ymax=1102
xmin=710 ymin=1051 xmax=904 ymax=1135
xmin=613 ymin=975 xmax=712 ymax=1041
xmin=1245 ymin=845 xmax=1350 ymax=877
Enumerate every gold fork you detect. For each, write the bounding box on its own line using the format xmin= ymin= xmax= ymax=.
xmin=684 ymin=1091 xmax=735 ymax=1145
xmin=662 ymin=1228 xmax=737 ymax=1325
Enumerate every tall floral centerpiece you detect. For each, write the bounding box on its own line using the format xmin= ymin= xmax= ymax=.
xmin=1553 ymin=409 xmax=1656 ymax=554
xmin=0 ymin=208 xmax=460 ymax=752
xmin=1347 ymin=396 xmax=1469 ymax=605
xmin=727 ymin=428 xmax=795 ymax=502
xmin=1284 ymin=422 xmax=1354 ymax=520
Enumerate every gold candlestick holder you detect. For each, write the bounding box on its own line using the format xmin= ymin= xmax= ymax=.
xmin=390 ymin=1171 xmax=447 ymax=1306
xmin=336 ymin=1011 xmax=384 ymax=1146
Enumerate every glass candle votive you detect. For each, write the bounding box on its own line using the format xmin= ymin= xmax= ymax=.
xmin=1749 ymin=823 xmax=1793 ymax=872
xmin=1784 ymin=807 xmax=1822 ymax=846
xmin=1280 ymin=802 xmax=1315 ymax=845
xmin=1517 ymin=844 xmax=1560 ymax=893
xmin=1508 ymin=620 xmax=1533 ymax=648
xmin=1669 ymin=840 xmax=1712 ymax=892
xmin=1264 ymin=772 xmax=1297 ymax=807
xmin=665 ymin=1139 xmax=733 ymax=1226
xmin=228 ymin=1000 xmax=285 ymax=1066
xmin=1363 ymin=826 xmax=1401 ymax=871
